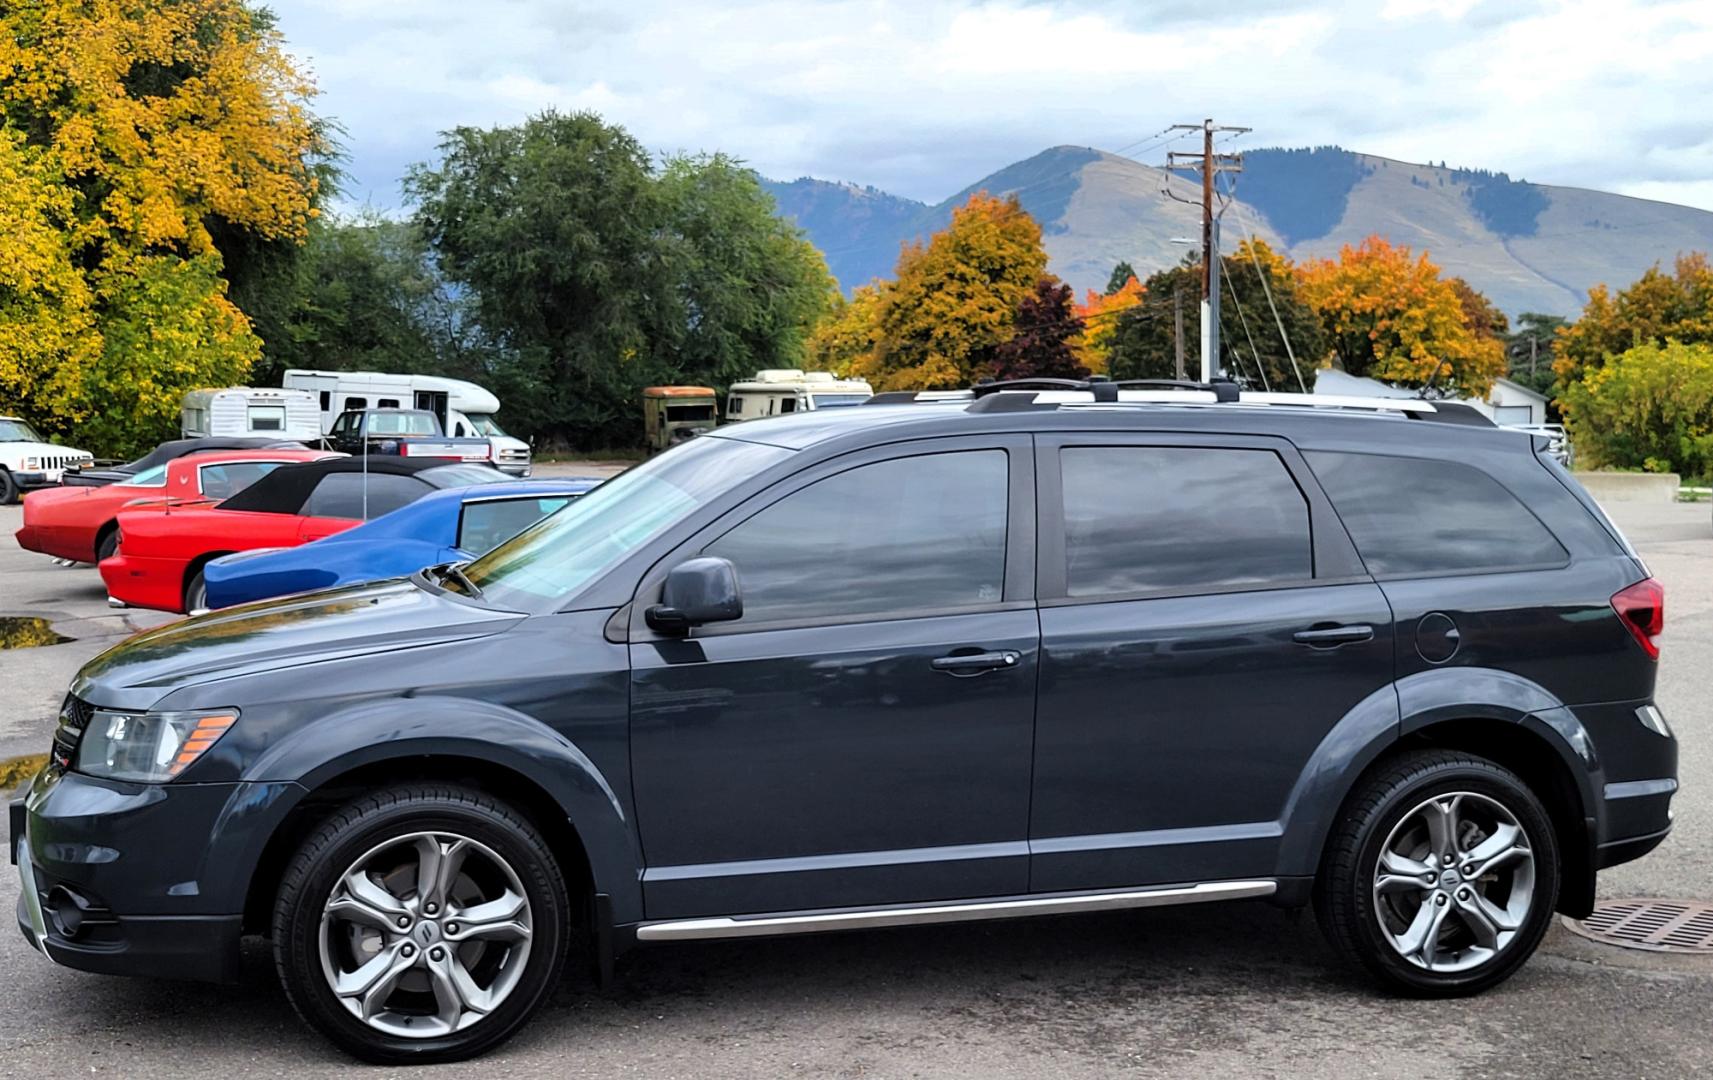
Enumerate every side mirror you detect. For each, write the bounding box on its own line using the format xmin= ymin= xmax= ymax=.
xmin=646 ymin=557 xmax=742 ymax=635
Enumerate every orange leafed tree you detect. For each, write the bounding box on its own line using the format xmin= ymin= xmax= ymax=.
xmin=1297 ymin=235 xmax=1504 ymax=396
xmin=841 ymin=192 xmax=1048 ymax=391
xmin=1072 ymin=275 xmax=1145 ymax=374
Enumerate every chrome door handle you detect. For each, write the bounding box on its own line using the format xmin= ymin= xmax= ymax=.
xmin=931 ymin=650 xmax=1022 ymax=672
xmin=1292 ymin=624 xmax=1375 ymax=648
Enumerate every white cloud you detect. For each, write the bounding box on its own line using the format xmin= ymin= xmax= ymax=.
xmin=272 ymin=0 xmax=1713 ymax=211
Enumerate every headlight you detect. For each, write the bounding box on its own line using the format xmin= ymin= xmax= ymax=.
xmin=75 ymin=708 xmax=238 ymax=782
xmin=25 ymin=456 xmax=40 ymax=470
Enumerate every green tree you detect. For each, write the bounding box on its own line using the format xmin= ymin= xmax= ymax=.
xmin=1559 ymin=340 xmax=1713 ymax=478
xmin=1505 ymin=312 xmax=1567 ymax=401
xmin=993 ymin=277 xmax=1087 ymax=381
xmin=1107 ymin=240 xmax=1324 ymax=391
xmin=408 ymin=111 xmax=832 ymax=447
xmin=1106 ymin=261 xmax=1139 ymax=295
xmin=658 ymin=153 xmax=836 ymax=389
xmin=847 ymin=192 xmax=1048 ymax=390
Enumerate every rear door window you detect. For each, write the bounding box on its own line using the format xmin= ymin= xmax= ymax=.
xmin=1060 ymin=446 xmax=1313 ymax=596
xmin=704 ymin=450 xmax=1008 ymax=624
xmin=1305 ymin=451 xmax=1567 ymax=575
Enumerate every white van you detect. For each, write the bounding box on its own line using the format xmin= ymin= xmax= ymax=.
xmin=282 ymin=369 xmax=531 ymax=476
xmin=724 ymin=370 xmax=873 ymax=421
xmin=181 ymin=388 xmax=322 ymax=442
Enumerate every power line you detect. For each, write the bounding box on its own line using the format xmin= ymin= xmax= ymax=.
xmin=1243 ymin=235 xmax=1309 ymax=392
xmin=1223 ymin=271 xmax=1271 ymax=391
xmin=1160 ymin=119 xmax=1249 ymax=380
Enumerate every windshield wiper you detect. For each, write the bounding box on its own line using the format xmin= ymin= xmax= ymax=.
xmin=434 ymin=561 xmax=484 ymax=599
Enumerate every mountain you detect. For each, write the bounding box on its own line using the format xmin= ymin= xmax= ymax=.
xmin=767 ymin=145 xmax=1713 ymax=316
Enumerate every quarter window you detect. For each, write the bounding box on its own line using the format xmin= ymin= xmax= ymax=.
xmin=457 ymin=496 xmax=572 ymax=555
xmin=1061 ymin=447 xmax=1313 ymax=596
xmin=1305 ymin=451 xmax=1567 ymax=575
xmin=199 ymin=461 xmax=285 ymax=500
xmin=704 ymin=450 xmax=1008 ymax=623
xmin=304 ymin=473 xmax=428 ymax=520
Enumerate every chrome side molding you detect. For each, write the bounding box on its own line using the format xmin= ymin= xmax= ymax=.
xmin=635 ymin=879 xmax=1277 ymax=942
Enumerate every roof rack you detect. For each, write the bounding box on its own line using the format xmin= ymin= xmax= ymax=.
xmin=868 ymin=377 xmax=1493 ymax=426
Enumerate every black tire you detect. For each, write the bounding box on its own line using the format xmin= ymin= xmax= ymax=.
xmin=0 ymin=469 xmax=17 ymax=506
xmin=1314 ymin=749 xmax=1559 ymax=996
xmin=272 ymin=784 xmax=570 ymax=1065
xmin=183 ymin=569 xmax=207 ymax=612
xmin=95 ymin=526 xmax=119 ymax=564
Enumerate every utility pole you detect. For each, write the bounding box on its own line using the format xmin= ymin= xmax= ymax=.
xmin=1172 ymin=288 xmax=1186 ymax=380
xmin=1163 ymin=119 xmax=1249 ymax=381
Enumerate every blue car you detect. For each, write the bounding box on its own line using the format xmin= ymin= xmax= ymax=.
xmin=202 ymin=478 xmax=600 ymax=609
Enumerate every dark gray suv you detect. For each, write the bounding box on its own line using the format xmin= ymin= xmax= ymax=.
xmin=12 ymin=381 xmax=1677 ymax=1063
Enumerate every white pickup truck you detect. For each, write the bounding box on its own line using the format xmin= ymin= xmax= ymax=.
xmin=0 ymin=416 xmax=95 ymax=505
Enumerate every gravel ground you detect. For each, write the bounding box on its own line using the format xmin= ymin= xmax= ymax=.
xmin=0 ymin=490 xmax=1707 ymax=1079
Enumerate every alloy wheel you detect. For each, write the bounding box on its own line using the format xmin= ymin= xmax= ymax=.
xmin=317 ymin=831 xmax=534 ymax=1039
xmin=1371 ymin=791 xmax=1536 ymax=973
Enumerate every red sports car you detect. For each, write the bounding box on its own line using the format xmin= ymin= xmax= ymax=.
xmin=16 ymin=448 xmax=335 ymax=564
xmin=100 ymin=455 xmax=506 ymax=613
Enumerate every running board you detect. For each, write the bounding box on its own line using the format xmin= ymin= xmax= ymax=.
xmin=635 ymin=879 xmax=1276 ymax=942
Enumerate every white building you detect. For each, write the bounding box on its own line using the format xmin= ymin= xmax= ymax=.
xmin=1312 ymin=370 xmax=1548 ymax=427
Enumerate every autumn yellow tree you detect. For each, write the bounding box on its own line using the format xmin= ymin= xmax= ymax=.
xmin=1072 ymin=274 xmax=1144 ymax=374
xmin=1297 ymin=236 xmax=1504 ymax=396
xmin=807 ymin=285 xmax=883 ymax=375
xmin=0 ymin=0 xmax=323 ymax=453
xmin=1553 ymin=253 xmax=1713 ymax=387
xmin=844 ymin=193 xmax=1048 ymax=391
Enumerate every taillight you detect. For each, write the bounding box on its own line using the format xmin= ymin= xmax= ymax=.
xmin=1611 ymin=577 xmax=1664 ymax=659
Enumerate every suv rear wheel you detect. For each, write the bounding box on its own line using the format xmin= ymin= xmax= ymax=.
xmin=272 ymin=784 xmax=569 ymax=1064
xmin=1315 ymin=750 xmax=1559 ymax=995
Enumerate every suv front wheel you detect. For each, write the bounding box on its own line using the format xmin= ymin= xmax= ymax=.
xmin=272 ymin=784 xmax=570 ymax=1064
xmin=1315 ymin=750 xmax=1560 ymax=995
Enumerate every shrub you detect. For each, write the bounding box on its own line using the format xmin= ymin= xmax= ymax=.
xmin=1560 ymin=341 xmax=1713 ymax=475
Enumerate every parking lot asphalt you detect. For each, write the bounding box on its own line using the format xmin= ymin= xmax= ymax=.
xmin=0 ymin=492 xmax=1708 ymax=1078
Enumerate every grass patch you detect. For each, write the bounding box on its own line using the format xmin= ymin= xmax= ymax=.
xmin=1 ymin=753 xmax=48 ymax=793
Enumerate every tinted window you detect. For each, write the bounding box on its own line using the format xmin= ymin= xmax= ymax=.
xmin=304 ymin=473 xmax=428 ymax=520
xmin=378 ymin=398 xmax=400 ymax=409
xmin=199 ymin=461 xmax=284 ymax=500
xmin=1305 ymin=451 xmax=1567 ymax=575
xmin=343 ymin=396 xmax=367 ymax=411
xmin=330 ymin=412 xmax=357 ymax=435
xmin=457 ymin=496 xmax=572 ymax=555
xmin=1062 ymin=447 xmax=1312 ymax=597
xmin=726 ymin=396 xmax=742 ymax=416
xmin=778 ymin=397 xmax=797 ymax=414
xmin=704 ymin=450 xmax=1007 ymax=623
xmin=666 ymin=404 xmax=714 ymax=422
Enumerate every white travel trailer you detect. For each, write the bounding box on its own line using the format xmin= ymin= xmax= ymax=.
xmin=724 ymin=370 xmax=873 ymax=421
xmin=180 ymin=388 xmax=323 ymax=442
xmin=282 ymin=369 xmax=531 ymax=476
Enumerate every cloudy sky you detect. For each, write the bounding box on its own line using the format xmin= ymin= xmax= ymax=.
xmin=273 ymin=0 xmax=1713 ymax=212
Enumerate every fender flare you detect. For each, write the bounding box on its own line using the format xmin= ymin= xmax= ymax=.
xmin=1274 ymin=668 xmax=1601 ymax=882
xmin=206 ymin=695 xmax=643 ymax=924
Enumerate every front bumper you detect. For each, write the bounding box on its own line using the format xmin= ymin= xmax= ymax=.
xmin=13 ymin=471 xmax=52 ymax=490
xmin=13 ymin=767 xmax=294 ymax=983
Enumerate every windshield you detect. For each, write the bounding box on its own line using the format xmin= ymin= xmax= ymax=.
xmin=0 ymin=418 xmax=45 ymax=442
xmin=457 ymin=435 xmax=792 ymax=610
xmin=810 ymin=393 xmax=869 ymax=409
xmin=464 ymin=413 xmax=508 ymax=437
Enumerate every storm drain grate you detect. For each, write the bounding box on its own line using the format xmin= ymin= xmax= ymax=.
xmin=1564 ymin=899 xmax=1713 ymax=954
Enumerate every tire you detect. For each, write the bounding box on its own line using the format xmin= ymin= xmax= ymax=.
xmin=1314 ymin=749 xmax=1559 ymax=997
xmin=0 ymin=469 xmax=17 ymax=506
xmin=183 ymin=569 xmax=208 ymax=613
xmin=95 ymin=527 xmax=119 ymax=564
xmin=272 ymin=784 xmax=570 ymax=1065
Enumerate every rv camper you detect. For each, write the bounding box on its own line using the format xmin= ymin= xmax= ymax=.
xmin=282 ymin=369 xmax=532 ymax=476
xmin=180 ymin=388 xmax=323 ymax=442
